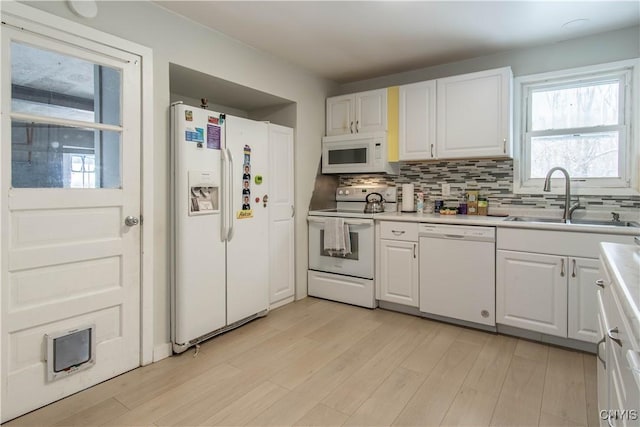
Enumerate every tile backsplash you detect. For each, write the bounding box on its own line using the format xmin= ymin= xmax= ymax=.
xmin=339 ymin=159 xmax=640 ymax=211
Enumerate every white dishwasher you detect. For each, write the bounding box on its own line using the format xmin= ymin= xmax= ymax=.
xmin=419 ymin=223 xmax=496 ymax=327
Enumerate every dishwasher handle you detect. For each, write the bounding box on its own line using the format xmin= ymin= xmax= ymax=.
xmin=418 ymin=224 xmax=496 ymax=242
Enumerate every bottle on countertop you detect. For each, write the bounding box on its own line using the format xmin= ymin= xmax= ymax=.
xmin=458 ymin=192 xmax=468 ymax=215
xmin=416 ymin=192 xmax=424 ymax=214
xmin=466 ymin=190 xmax=479 ymax=215
xmin=477 ymin=197 xmax=488 ymax=216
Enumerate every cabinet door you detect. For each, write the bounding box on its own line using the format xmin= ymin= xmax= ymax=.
xmin=496 ymin=250 xmax=567 ymax=337
xmin=379 ymin=239 xmax=419 ymax=307
xmin=355 ymin=89 xmax=387 ymax=134
xmin=568 ymin=257 xmax=600 ymax=342
xmin=436 ymin=67 xmax=512 ymax=159
xmin=399 ymin=81 xmax=436 ymax=160
xmin=326 ymin=94 xmax=354 ymax=136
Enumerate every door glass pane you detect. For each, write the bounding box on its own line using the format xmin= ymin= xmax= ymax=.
xmin=11 ymin=121 xmax=121 ymax=188
xmin=319 ymin=230 xmax=359 ymax=260
xmin=11 ymin=42 xmax=121 ymax=126
xmin=327 ymin=148 xmax=367 ymax=165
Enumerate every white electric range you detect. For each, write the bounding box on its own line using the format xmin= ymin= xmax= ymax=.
xmin=307 ymin=186 xmax=397 ymax=308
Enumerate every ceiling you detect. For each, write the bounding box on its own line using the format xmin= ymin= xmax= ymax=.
xmin=154 ymin=1 xmax=639 ymax=84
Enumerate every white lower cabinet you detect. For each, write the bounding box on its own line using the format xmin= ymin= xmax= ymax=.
xmin=496 ymin=228 xmax=634 ymax=343
xmin=596 ymin=291 xmax=609 ymax=427
xmin=568 ymin=257 xmax=600 ymax=342
xmin=497 ymin=251 xmax=603 ymax=341
xmin=378 ymin=239 xmax=419 ymax=306
xmin=599 ymin=252 xmax=640 ymax=427
xmin=377 ymin=221 xmax=419 ymax=307
xmin=497 ymin=250 xmax=567 ymax=337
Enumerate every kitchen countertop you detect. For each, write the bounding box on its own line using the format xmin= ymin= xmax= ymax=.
xmin=375 ymin=211 xmax=640 ymax=236
xmin=600 ymin=242 xmax=640 ymax=346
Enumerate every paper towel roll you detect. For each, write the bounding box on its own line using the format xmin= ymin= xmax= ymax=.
xmin=402 ymin=184 xmax=414 ymax=211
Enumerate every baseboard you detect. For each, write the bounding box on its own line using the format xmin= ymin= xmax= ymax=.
xmin=153 ymin=342 xmax=172 ymax=362
xmin=497 ymin=324 xmax=596 ymax=354
xmin=270 ymin=296 xmax=295 ymax=310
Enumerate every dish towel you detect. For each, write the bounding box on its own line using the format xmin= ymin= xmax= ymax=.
xmin=323 ymin=218 xmax=351 ymax=257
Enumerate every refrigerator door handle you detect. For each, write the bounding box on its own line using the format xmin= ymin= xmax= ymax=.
xmin=227 ymin=147 xmax=235 ymax=241
xmin=220 ymin=148 xmax=228 ymax=241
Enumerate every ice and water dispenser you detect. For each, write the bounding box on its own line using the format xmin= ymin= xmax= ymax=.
xmin=188 ymin=170 xmax=219 ymax=215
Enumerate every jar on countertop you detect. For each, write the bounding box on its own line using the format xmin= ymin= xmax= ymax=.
xmin=477 ymin=197 xmax=488 ymax=216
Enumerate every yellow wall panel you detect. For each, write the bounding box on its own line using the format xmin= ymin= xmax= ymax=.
xmin=387 ymin=86 xmax=399 ymax=162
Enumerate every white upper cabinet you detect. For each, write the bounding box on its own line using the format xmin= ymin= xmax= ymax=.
xmin=326 ymin=94 xmax=355 ymax=136
xmin=326 ymin=89 xmax=387 ymax=136
xmin=436 ymin=67 xmax=512 ymax=159
xmin=399 ymin=80 xmax=436 ymax=161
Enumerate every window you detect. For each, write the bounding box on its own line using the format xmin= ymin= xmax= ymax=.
xmin=514 ymin=60 xmax=638 ymax=195
xmin=10 ymin=41 xmax=122 ymax=189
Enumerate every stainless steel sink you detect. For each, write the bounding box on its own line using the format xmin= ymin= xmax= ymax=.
xmin=569 ymin=219 xmax=640 ymax=227
xmin=505 ymin=216 xmax=565 ymax=224
xmin=505 ymin=216 xmax=639 ymax=228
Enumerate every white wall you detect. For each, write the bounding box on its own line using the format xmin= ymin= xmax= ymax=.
xmin=338 ymin=26 xmax=640 ymax=94
xmin=169 ymin=94 xmax=250 ymax=119
xmin=21 ymin=0 xmax=337 ymax=349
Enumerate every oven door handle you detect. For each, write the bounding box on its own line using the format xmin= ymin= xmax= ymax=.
xmin=307 ymin=217 xmax=373 ymax=226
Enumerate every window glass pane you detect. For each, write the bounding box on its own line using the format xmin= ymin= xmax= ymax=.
xmin=328 ymin=148 xmax=367 ymax=165
xmin=529 ymin=132 xmax=619 ymax=179
xmin=530 ymin=82 xmax=619 ymax=131
xmin=11 ymin=42 xmax=121 ymax=126
xmin=11 ymin=120 xmax=121 ymax=188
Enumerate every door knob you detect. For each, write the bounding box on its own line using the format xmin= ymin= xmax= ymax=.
xmin=124 ymin=216 xmax=139 ymax=227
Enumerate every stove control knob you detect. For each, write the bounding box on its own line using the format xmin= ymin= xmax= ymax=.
xmin=338 ymin=190 xmax=344 ymax=195
xmin=345 ymin=190 xmax=350 ymax=195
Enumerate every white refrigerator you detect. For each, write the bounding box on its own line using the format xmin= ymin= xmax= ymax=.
xmin=170 ymin=103 xmax=270 ymax=353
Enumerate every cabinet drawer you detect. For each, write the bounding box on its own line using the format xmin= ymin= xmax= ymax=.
xmin=379 ymin=221 xmax=418 ymax=241
xmin=497 ymin=228 xmax=635 ymax=258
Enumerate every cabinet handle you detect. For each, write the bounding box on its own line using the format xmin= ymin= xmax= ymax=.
xmin=571 ymin=259 xmax=576 ymax=278
xmin=608 ymin=327 xmax=622 ymax=347
xmin=356 ymin=120 xmax=359 ymax=133
xmin=291 ymin=205 xmax=295 ymax=218
xmin=413 ymin=243 xmax=416 ymax=259
xmin=391 ymin=230 xmax=405 ymax=235
xmin=350 ymin=121 xmax=354 ymax=133
xmin=430 ymin=144 xmax=434 ymax=158
xmin=596 ymin=335 xmax=606 ymax=369
xmin=503 ymin=138 xmax=507 ymax=154
xmin=560 ymin=258 xmax=565 ymax=277
xmin=595 ymin=279 xmax=604 ymax=289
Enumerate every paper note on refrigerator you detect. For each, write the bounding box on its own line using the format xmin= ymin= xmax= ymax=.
xmin=207 ymin=124 xmax=221 ymax=149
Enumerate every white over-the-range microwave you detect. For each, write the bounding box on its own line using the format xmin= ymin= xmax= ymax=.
xmin=321 ymin=132 xmax=399 ymax=174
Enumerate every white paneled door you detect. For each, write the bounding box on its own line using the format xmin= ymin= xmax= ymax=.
xmin=268 ymin=124 xmax=295 ymax=305
xmin=1 ymin=24 xmax=141 ymax=422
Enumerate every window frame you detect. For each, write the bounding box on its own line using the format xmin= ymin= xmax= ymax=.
xmin=513 ymin=59 xmax=639 ymax=196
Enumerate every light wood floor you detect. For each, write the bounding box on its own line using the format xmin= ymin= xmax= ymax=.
xmin=5 ymin=297 xmax=598 ymax=427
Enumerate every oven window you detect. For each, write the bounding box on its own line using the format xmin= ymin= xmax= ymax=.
xmin=320 ymin=230 xmax=359 ymax=260
xmin=327 ymin=147 xmax=367 ymax=165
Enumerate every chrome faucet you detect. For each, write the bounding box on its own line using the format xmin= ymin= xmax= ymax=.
xmin=543 ymin=167 xmax=580 ymax=223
